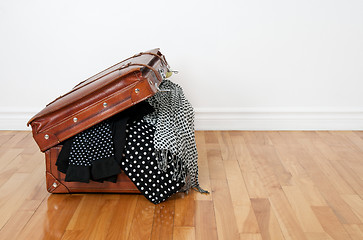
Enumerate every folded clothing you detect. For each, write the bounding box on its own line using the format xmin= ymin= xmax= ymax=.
xmin=56 ymin=101 xmax=154 ymax=183
xmin=55 ymin=101 xmax=184 ymax=204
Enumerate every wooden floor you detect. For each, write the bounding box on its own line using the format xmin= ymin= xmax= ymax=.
xmin=0 ymin=131 xmax=362 ymax=240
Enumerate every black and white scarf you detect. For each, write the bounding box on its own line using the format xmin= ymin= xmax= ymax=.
xmin=144 ymin=80 xmax=208 ymax=193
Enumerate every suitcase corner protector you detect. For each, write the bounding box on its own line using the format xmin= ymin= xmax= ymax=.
xmin=46 ymin=172 xmax=69 ymax=193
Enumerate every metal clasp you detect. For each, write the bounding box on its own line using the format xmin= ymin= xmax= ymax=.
xmin=158 ymin=68 xmax=166 ymax=79
xmin=155 ymin=82 xmax=170 ymax=92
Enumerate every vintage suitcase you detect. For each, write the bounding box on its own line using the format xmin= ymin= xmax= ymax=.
xmin=28 ymin=48 xmax=170 ymax=193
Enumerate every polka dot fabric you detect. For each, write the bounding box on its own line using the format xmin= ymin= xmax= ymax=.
xmin=121 ymin=119 xmax=185 ymax=204
xmin=69 ymin=121 xmax=114 ymax=166
xmin=65 ymin=120 xmax=121 ymax=182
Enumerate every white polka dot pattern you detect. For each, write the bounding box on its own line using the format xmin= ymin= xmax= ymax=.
xmin=121 ymin=119 xmax=185 ymax=204
xmin=69 ymin=121 xmax=114 ymax=167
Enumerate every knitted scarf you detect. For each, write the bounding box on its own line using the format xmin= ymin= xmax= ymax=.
xmin=144 ymin=80 xmax=208 ymax=194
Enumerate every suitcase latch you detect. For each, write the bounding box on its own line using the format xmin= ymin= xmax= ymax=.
xmin=155 ymin=82 xmax=170 ymax=92
xmin=158 ymin=69 xmax=166 ymax=79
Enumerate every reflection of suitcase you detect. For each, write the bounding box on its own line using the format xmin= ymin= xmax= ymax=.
xmin=27 ymin=49 xmax=169 ymax=193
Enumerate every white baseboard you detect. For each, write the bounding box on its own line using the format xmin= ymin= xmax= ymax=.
xmin=1 ymin=107 xmax=363 ymax=131
xmin=194 ymin=107 xmax=363 ymax=130
xmin=0 ymin=109 xmax=37 ymax=131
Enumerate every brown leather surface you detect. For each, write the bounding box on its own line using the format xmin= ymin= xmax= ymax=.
xmin=28 ymin=48 xmax=167 ymax=152
xmin=45 ymin=146 xmax=140 ymax=193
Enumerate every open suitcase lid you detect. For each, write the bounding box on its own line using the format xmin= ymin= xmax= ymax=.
xmin=28 ymin=48 xmax=170 ymax=152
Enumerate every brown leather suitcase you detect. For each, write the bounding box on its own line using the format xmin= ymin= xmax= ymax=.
xmin=28 ymin=48 xmax=170 ymax=193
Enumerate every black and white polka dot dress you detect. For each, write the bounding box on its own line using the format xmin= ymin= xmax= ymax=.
xmin=121 ymin=119 xmax=185 ymax=204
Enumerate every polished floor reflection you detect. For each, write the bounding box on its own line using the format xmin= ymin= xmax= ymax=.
xmin=0 ymin=131 xmax=363 ymax=239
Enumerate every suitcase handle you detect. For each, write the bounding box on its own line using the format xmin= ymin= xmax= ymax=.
xmin=133 ymin=51 xmax=170 ymax=69
xmin=121 ymin=62 xmax=163 ymax=83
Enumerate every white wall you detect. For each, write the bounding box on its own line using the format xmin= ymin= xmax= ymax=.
xmin=1 ymin=0 xmax=363 ymax=130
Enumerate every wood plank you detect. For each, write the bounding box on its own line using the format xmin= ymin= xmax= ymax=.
xmin=230 ymin=133 xmax=269 ymax=198
xmin=195 ymin=200 xmax=218 ymax=240
xmin=307 ymin=133 xmax=362 ymax=195
xmin=270 ymin=135 xmax=328 ymax=207
xmin=15 ymin=198 xmax=49 ymax=240
xmin=0 ymin=173 xmax=48 ymax=240
xmin=0 ymin=148 xmax=23 ymax=176
xmin=150 ymin=199 xmax=175 ymax=240
xmin=210 ymin=179 xmax=240 ymax=240
xmin=0 ymin=151 xmax=43 ymax=189
xmin=216 ymin=131 xmax=238 ymax=161
xmin=234 ymin=205 xmax=261 ymax=235
xmin=105 ymin=195 xmax=138 ymax=240
xmin=341 ymin=194 xmax=363 ymax=223
xmin=127 ymin=196 xmax=155 ymax=240
xmin=223 ymin=160 xmax=260 ymax=234
xmin=239 ymin=233 xmax=263 ymax=240
xmin=63 ymin=194 xmax=106 ymax=239
xmin=0 ymin=133 xmax=14 ymax=147
xmin=223 ymin=159 xmax=250 ymax=206
xmin=343 ymin=224 xmax=363 ymax=240
xmin=173 ymin=227 xmax=195 ymax=240
xmin=17 ymin=195 xmax=82 ymax=240
xmin=87 ymin=198 xmax=119 ymax=240
xmin=352 ymin=131 xmax=363 ymax=149
xmin=303 ymin=232 xmax=334 ymax=240
xmin=312 ymin=206 xmax=352 ymax=240
xmin=241 ymin=131 xmax=273 ymax=146
xmin=204 ymin=131 xmax=219 ymax=144
xmin=174 ymin=191 xmax=196 ymax=227
xmin=282 ymin=185 xmax=325 ymax=233
xmin=0 ymin=201 xmax=42 ymax=240
xmin=195 ymin=131 xmax=212 ymax=201
xmin=295 ymin=132 xmax=362 ymax=224
xmin=0 ymin=172 xmax=31 ymax=228
xmin=206 ymin=148 xmax=226 ymax=180
xmin=246 ymin=140 xmax=307 ymax=240
xmin=250 ymin=198 xmax=284 ymax=240
xmin=0 ymin=131 xmax=28 ymax=148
